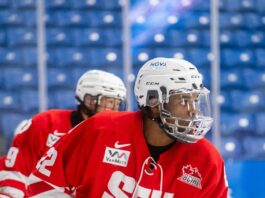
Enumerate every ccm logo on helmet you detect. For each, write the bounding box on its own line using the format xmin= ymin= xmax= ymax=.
xmin=149 ymin=62 xmax=167 ymax=67
xmin=146 ymin=82 xmax=159 ymax=85
xmin=191 ymin=75 xmax=200 ymax=78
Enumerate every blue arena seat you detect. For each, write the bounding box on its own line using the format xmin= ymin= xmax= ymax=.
xmin=220 ymin=69 xmax=243 ymax=88
xmin=256 ymin=0 xmax=265 ymax=12
xmin=72 ymin=67 xmax=89 ymax=83
xmin=0 ymin=91 xmax=20 ymax=111
xmin=243 ymin=68 xmax=265 ymax=89
xmin=0 ymin=30 xmax=5 ymax=45
xmin=46 ymin=28 xmax=73 ymax=46
xmin=46 ymin=48 xmax=57 ymax=66
xmin=23 ymin=10 xmax=37 ymax=26
xmin=102 ymin=67 xmax=124 ymax=79
xmin=0 ymin=0 xmax=8 ymax=7
xmin=183 ymin=12 xmax=210 ymax=29
xmin=255 ymin=49 xmax=265 ymax=67
xmin=255 ymin=113 xmax=265 ymax=135
xmin=0 ymin=113 xmax=27 ymax=142
xmin=23 ymin=48 xmax=37 ymax=67
xmin=104 ymin=29 xmax=122 ymax=46
xmin=220 ymin=31 xmax=236 ymax=47
xmin=221 ymin=113 xmax=255 ymax=135
xmin=223 ymin=0 xmax=241 ymax=11
xmin=89 ymin=48 xmax=123 ymax=68
xmin=244 ymin=13 xmax=262 ymax=29
xmin=221 ymin=49 xmax=255 ymax=67
xmin=47 ymin=68 xmax=74 ymax=89
xmin=45 ymin=11 xmax=58 ymax=26
xmin=72 ymin=28 xmax=106 ymax=46
xmin=188 ymin=0 xmax=210 ymax=11
xmin=234 ymin=31 xmax=253 ymax=47
xmin=0 ymin=11 xmax=25 ymax=25
xmin=240 ymin=0 xmax=256 ymax=11
xmin=189 ymin=48 xmax=210 ymax=67
xmin=86 ymin=11 xmax=122 ymax=27
xmin=136 ymin=31 xmax=170 ymax=47
xmin=7 ymin=28 xmax=36 ymax=46
xmin=230 ymin=90 xmax=265 ymax=112
xmin=71 ymin=0 xmax=103 ymax=9
xmin=55 ymin=11 xmax=88 ymax=26
xmin=154 ymin=48 xmax=189 ymax=60
xmin=55 ymin=48 xmax=90 ymax=67
xmin=220 ymin=137 xmax=243 ymax=159
xmin=46 ymin=0 xmax=72 ymax=9
xmin=11 ymin=0 xmax=35 ymax=8
xmin=0 ymin=49 xmax=23 ymax=66
xmin=3 ymin=68 xmax=37 ymax=90
xmin=169 ymin=30 xmax=202 ymax=47
xmin=219 ymin=13 xmax=244 ymax=29
xmin=132 ymin=48 xmax=155 ymax=65
xmin=101 ymin=0 xmax=121 ymax=10
xmin=20 ymin=89 xmax=42 ymax=113
xmin=249 ymin=31 xmax=265 ymax=47
xmin=243 ymin=137 xmax=265 ymax=159
xmin=219 ymin=91 xmax=231 ymax=110
xmin=53 ymin=89 xmax=76 ymax=109
xmin=100 ymin=11 xmax=122 ymax=27
xmin=0 ymin=72 xmax=3 ymax=89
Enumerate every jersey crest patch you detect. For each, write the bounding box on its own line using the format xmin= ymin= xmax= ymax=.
xmin=103 ymin=146 xmax=130 ymax=167
xmin=177 ymin=164 xmax=202 ymax=189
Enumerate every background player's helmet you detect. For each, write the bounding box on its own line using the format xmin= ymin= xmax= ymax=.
xmin=76 ymin=70 xmax=127 ymax=115
xmin=134 ymin=57 xmax=213 ymax=143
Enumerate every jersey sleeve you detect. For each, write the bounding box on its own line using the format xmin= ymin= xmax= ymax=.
xmin=0 ymin=116 xmax=50 ymax=198
xmin=28 ymin=118 xmax=98 ymax=197
xmin=201 ymin=158 xmax=229 ymax=198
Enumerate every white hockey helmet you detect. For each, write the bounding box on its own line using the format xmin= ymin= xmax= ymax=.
xmin=76 ymin=70 xmax=127 ymax=113
xmin=134 ymin=57 xmax=213 ymax=143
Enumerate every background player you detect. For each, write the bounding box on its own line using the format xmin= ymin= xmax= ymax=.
xmin=0 ymin=70 xmax=127 ymax=198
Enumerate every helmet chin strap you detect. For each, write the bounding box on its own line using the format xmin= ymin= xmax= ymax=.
xmin=76 ymin=96 xmax=99 ymax=117
xmin=142 ymin=105 xmax=176 ymax=141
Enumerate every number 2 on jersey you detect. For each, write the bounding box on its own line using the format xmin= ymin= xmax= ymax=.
xmin=36 ymin=147 xmax=58 ymax=177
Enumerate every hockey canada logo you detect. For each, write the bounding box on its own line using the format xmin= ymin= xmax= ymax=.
xmin=103 ymin=146 xmax=130 ymax=167
xmin=177 ymin=165 xmax=202 ymax=189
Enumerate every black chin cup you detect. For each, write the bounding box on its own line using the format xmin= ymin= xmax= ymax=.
xmin=76 ymin=96 xmax=98 ymax=117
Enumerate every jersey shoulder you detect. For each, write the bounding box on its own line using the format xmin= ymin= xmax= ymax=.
xmin=72 ymin=111 xmax=142 ymax=137
xmin=192 ymin=138 xmax=224 ymax=164
xmin=85 ymin=110 xmax=141 ymax=129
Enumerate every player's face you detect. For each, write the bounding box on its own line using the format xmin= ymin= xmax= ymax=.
xmin=84 ymin=95 xmax=122 ymax=113
xmin=97 ymin=96 xmax=122 ymax=112
xmin=164 ymin=93 xmax=199 ymax=129
xmin=84 ymin=95 xmax=98 ymax=112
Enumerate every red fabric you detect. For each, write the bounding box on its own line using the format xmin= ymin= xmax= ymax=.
xmin=0 ymin=180 xmax=26 ymax=195
xmin=27 ymin=181 xmax=54 ymax=197
xmin=0 ymin=110 xmax=73 ymax=197
xmin=30 ymin=111 xmax=228 ymax=198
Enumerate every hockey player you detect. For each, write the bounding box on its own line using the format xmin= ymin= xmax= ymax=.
xmin=28 ymin=58 xmax=228 ymax=197
xmin=0 ymin=70 xmax=127 ymax=198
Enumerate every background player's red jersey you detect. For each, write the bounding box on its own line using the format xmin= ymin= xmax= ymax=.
xmin=29 ymin=111 xmax=228 ymax=198
xmin=0 ymin=110 xmax=74 ymax=198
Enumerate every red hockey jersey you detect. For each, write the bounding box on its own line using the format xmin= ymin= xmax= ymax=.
xmin=29 ymin=111 xmax=228 ymax=198
xmin=0 ymin=110 xmax=74 ymax=198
